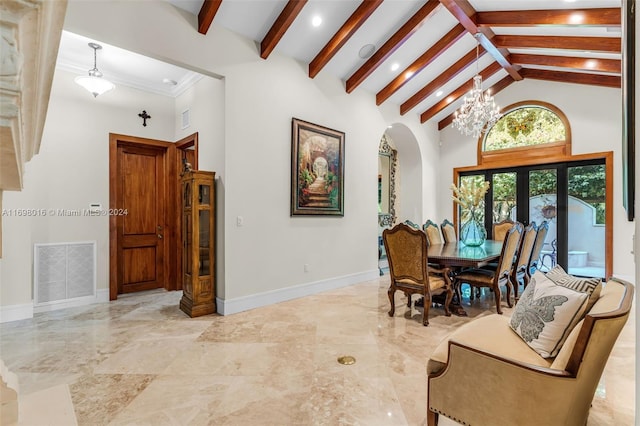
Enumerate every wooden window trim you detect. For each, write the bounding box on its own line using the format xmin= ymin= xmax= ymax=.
xmin=478 ymin=100 xmax=572 ymax=166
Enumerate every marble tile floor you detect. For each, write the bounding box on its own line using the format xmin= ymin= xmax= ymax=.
xmin=0 ymin=277 xmax=635 ymax=426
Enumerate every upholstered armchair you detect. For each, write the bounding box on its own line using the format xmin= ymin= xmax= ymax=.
xmin=440 ymin=219 xmax=456 ymax=244
xmin=427 ymin=277 xmax=634 ymax=426
xmin=454 ymin=223 xmax=523 ymax=314
xmin=422 ymin=219 xmax=443 ymax=246
xmin=382 ymin=223 xmax=453 ymax=326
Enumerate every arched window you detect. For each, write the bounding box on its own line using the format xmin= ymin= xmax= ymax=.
xmin=478 ymin=101 xmax=571 ymax=165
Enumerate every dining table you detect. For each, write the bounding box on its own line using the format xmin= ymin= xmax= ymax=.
xmin=425 ymin=240 xmax=504 ymax=316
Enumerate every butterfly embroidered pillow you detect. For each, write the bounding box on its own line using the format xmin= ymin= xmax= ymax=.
xmin=510 ymin=271 xmax=589 ymax=358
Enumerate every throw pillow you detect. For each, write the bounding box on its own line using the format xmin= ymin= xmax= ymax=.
xmin=545 ymin=265 xmax=602 ymax=311
xmin=510 ymin=271 xmax=588 ymax=358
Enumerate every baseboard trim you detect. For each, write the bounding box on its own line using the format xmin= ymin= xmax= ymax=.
xmin=217 ymin=269 xmax=379 ymax=315
xmin=0 ymin=303 xmax=33 ymax=323
xmin=33 ymin=289 xmax=109 ymax=314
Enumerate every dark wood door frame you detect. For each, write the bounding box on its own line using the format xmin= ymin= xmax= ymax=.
xmin=109 ymin=132 xmax=199 ymax=300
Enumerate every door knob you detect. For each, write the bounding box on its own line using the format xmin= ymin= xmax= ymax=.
xmin=158 ymin=234 xmax=163 ymax=239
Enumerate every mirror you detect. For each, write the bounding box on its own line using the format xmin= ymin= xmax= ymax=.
xmin=378 ymin=134 xmax=396 ymax=227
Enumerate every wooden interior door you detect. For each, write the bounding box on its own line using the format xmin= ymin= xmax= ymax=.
xmin=116 ymin=143 xmax=167 ymax=294
xmin=109 ymin=133 xmax=200 ymax=299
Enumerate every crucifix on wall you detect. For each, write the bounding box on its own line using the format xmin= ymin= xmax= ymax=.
xmin=138 ymin=110 xmax=151 ymax=127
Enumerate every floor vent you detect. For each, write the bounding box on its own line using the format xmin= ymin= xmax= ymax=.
xmin=34 ymin=242 xmax=96 ymax=306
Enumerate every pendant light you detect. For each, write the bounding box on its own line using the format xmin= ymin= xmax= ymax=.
xmin=74 ymin=42 xmax=115 ymax=98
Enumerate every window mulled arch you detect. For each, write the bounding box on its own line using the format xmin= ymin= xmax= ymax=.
xmin=477 ymin=101 xmax=571 ymax=165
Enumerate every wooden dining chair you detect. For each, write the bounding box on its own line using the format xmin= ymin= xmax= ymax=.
xmin=440 ymin=219 xmax=457 ymax=244
xmin=423 ymin=219 xmax=443 ymax=246
xmin=527 ymin=220 xmax=549 ymax=285
xmin=454 ymin=223 xmax=523 ymax=314
xmin=382 ymin=223 xmax=453 ymax=326
xmin=510 ymin=222 xmax=537 ymax=299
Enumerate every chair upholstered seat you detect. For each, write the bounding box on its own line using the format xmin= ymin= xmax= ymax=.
xmin=427 ymin=314 xmax=552 ymax=375
xmin=397 ymin=276 xmax=445 ymax=291
xmin=455 ymin=269 xmax=494 ymax=285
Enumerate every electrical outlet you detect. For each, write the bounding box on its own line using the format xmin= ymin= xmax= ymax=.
xmin=236 ymin=216 xmax=243 ymax=227
xmin=304 ymin=264 xmax=309 ymax=273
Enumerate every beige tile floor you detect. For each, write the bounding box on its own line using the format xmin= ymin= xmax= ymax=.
xmin=0 ymin=276 xmax=635 ymax=425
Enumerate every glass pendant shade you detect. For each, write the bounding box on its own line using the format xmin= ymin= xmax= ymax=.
xmin=75 ymin=74 xmax=115 ymax=97
xmin=75 ymin=42 xmax=114 ymax=98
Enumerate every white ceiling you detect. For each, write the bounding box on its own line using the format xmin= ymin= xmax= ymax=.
xmin=56 ymin=31 xmax=202 ymax=98
xmin=58 ymin=0 xmax=622 ymax=125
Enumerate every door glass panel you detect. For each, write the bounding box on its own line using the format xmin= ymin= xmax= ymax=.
xmin=567 ymin=165 xmax=605 ymax=278
xmin=492 ymin=172 xmax=517 ymax=225
xmin=529 ymin=169 xmax=557 ymax=272
xmin=459 ymin=174 xmax=486 ymax=226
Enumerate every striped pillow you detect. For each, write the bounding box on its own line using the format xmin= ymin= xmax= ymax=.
xmin=545 ymin=265 xmax=602 ymax=311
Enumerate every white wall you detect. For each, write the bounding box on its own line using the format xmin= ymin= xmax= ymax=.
xmin=62 ymin=0 xmax=438 ymax=308
xmin=438 ymin=79 xmax=634 ymax=277
xmin=0 ymin=67 xmax=176 ymax=312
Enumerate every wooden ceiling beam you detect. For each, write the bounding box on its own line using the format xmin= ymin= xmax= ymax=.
xmin=198 ymin=0 xmax=223 ymax=35
xmin=346 ymin=0 xmax=441 ymax=93
xmin=420 ymin=61 xmax=502 ymax=123
xmin=260 ymin=0 xmax=308 ymax=59
xmin=309 ymin=0 xmax=383 ymax=79
xmin=401 ymin=45 xmax=487 ymax=115
xmin=376 ymin=24 xmax=466 ymax=105
xmin=438 ymin=0 xmax=522 ymax=81
xmin=510 ymin=53 xmax=621 ymax=74
xmin=520 ymin=68 xmax=621 ymax=88
xmin=493 ymin=35 xmax=621 ymax=53
xmin=438 ymin=75 xmax=516 ymax=130
xmin=476 ymin=8 xmax=621 ymax=27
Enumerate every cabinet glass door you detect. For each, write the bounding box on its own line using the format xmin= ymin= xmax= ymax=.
xmin=198 ymin=210 xmax=210 ymax=276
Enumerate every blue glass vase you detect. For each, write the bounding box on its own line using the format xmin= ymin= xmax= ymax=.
xmin=460 ymin=208 xmax=487 ymax=247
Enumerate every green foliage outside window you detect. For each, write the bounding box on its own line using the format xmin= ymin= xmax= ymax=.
xmin=484 ymin=107 xmax=565 ymax=151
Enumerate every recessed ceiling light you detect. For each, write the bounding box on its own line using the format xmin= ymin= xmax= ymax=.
xmin=564 ymin=0 xmax=577 ymax=2
xmin=387 ymin=125 xmax=393 ymax=129
xmin=162 ymin=78 xmax=178 ymax=86
xmin=404 ymin=71 xmax=414 ymax=79
xmin=585 ymin=59 xmax=597 ymax=69
xmin=569 ymin=13 xmax=584 ymax=24
xmin=358 ymin=44 xmax=375 ymax=59
xmin=436 ymin=90 xmax=443 ymax=97
xmin=312 ymin=16 xmax=322 ymax=27
xmin=390 ymin=63 xmax=400 ymax=71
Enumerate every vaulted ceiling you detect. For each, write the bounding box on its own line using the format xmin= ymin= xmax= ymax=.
xmin=172 ymin=0 xmax=623 ymax=130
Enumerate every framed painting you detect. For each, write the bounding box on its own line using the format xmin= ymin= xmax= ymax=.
xmin=291 ymin=118 xmax=345 ymax=216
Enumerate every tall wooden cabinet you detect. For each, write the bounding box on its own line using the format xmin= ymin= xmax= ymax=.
xmin=180 ymin=170 xmax=216 ymax=317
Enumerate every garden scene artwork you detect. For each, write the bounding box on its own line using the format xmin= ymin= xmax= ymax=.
xmin=291 ymin=118 xmax=344 ymax=216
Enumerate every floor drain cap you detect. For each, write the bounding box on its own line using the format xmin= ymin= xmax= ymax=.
xmin=337 ymin=355 xmax=356 ymax=365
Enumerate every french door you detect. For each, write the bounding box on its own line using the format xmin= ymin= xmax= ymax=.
xmin=459 ymin=158 xmax=607 ymax=279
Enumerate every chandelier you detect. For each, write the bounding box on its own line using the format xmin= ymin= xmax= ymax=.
xmin=453 ymin=33 xmax=502 ymax=138
xmin=75 ymin=42 xmax=115 ymax=98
